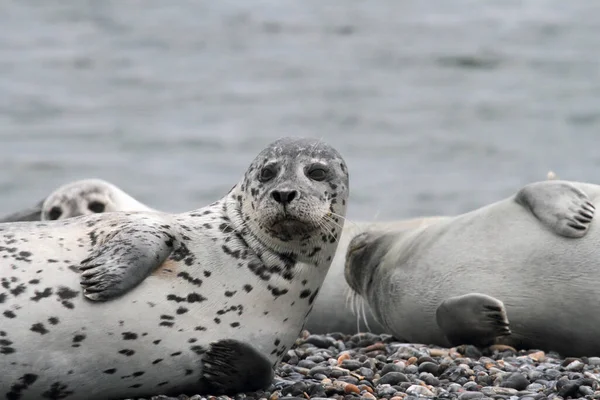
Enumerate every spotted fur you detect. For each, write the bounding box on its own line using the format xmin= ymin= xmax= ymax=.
xmin=0 ymin=137 xmax=349 ymax=400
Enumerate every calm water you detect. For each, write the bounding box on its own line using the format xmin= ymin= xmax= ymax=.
xmin=1 ymin=0 xmax=600 ymax=220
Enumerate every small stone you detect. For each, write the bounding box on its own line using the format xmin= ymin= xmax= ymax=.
xmin=407 ymin=357 xmax=418 ymax=365
xmin=358 ymin=367 xmax=374 ymax=379
xmin=527 ymin=351 xmax=545 ymax=362
xmin=406 ymin=385 xmax=435 ymax=397
xmin=304 ymin=335 xmax=332 ymax=349
xmin=361 ymin=393 xmax=376 ymax=400
xmin=500 ymin=373 xmax=529 ymax=391
xmin=364 ymin=343 xmax=386 ymax=352
xmin=418 ymin=362 xmax=439 ymax=375
xmin=337 ymin=352 xmax=351 ymax=365
xmin=448 ymin=383 xmax=463 ymax=393
xmin=580 ymin=386 xmax=595 ymax=396
xmin=381 ymin=363 xmax=404 ymax=375
xmin=344 ymin=384 xmax=360 ymax=394
xmin=588 ymin=357 xmax=600 ymax=366
xmin=297 ymin=360 xmax=316 ymax=369
xmin=341 ymin=359 xmax=362 ymax=370
xmin=481 ymin=387 xmax=518 ymax=396
xmin=378 ymin=372 xmax=410 ymax=385
xmin=458 ymin=393 xmax=485 ymax=400
xmin=429 ymin=349 xmax=449 ymax=357
xmin=565 ymin=360 xmax=585 ymax=372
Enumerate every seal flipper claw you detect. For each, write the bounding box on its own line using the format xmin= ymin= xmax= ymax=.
xmin=436 ymin=293 xmax=511 ymax=348
xmin=515 ymin=181 xmax=595 ymax=239
xmin=200 ymin=339 xmax=274 ymax=395
xmin=79 ymin=225 xmax=174 ymax=301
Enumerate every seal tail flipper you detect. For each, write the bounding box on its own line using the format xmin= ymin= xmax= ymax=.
xmin=515 ymin=180 xmax=595 ymax=239
xmin=0 ymin=199 xmax=44 ymax=222
xmin=435 ymin=293 xmax=511 ymax=348
xmin=199 ymin=339 xmax=274 ymax=395
xmin=79 ymin=222 xmax=175 ymax=301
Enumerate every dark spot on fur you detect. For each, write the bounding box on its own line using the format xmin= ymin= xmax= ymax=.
xmin=152 ymin=358 xmax=163 ymax=364
xmin=48 ymin=317 xmax=59 ymax=325
xmin=299 ymin=289 xmax=311 ymax=299
xmin=176 ymin=307 xmax=188 ymax=315
xmin=103 ymin=369 xmax=116 ymax=374
xmin=118 ymin=349 xmax=135 ymax=356
xmin=30 ymin=323 xmax=48 ymax=335
xmin=230 ymin=322 xmax=240 ymax=328
xmin=171 ymin=351 xmax=182 ymax=357
xmin=73 ymin=334 xmax=86 ymax=343
xmin=41 ymin=381 xmax=73 ymax=399
xmin=153 ymin=340 xmax=161 ymax=345
xmin=31 ymin=288 xmax=53 ymax=302
xmin=243 ymin=284 xmax=253 ymax=292
xmin=56 ymin=286 xmax=78 ymax=300
xmin=122 ymin=332 xmax=138 ymax=340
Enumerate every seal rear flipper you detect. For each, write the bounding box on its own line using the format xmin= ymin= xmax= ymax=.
xmin=435 ymin=293 xmax=511 ymax=348
xmin=199 ymin=339 xmax=274 ymax=395
xmin=79 ymin=225 xmax=174 ymax=301
xmin=515 ymin=181 xmax=595 ymax=238
xmin=0 ymin=199 xmax=44 ymax=222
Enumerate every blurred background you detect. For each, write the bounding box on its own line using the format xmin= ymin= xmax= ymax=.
xmin=1 ymin=0 xmax=599 ymax=221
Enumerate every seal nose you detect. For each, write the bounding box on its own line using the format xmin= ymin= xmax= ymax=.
xmin=271 ymin=189 xmax=297 ymax=205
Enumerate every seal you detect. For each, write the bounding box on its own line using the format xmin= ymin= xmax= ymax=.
xmin=0 ymin=137 xmax=350 ymax=400
xmin=304 ymin=217 xmax=445 ymax=334
xmin=305 ymin=171 xmax=563 ymax=335
xmin=0 ymin=178 xmax=154 ymax=222
xmin=345 ymin=180 xmax=600 ymax=356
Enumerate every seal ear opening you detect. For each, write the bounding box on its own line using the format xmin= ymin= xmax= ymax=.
xmin=0 ymin=199 xmax=44 ymax=223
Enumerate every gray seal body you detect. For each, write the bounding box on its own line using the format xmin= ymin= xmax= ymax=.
xmin=345 ymin=180 xmax=600 ymax=356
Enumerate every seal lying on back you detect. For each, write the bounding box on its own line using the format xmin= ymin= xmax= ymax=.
xmin=0 ymin=178 xmax=154 ymax=222
xmin=0 ymin=137 xmax=349 ymax=400
xmin=345 ymin=180 xmax=600 ymax=357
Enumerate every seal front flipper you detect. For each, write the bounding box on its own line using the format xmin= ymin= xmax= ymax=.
xmin=79 ymin=224 xmax=174 ymax=301
xmin=200 ymin=339 xmax=274 ymax=395
xmin=515 ymin=180 xmax=595 ymax=238
xmin=436 ymin=293 xmax=511 ymax=348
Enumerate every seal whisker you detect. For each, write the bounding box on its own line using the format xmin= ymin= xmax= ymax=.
xmin=360 ymin=297 xmax=372 ymax=333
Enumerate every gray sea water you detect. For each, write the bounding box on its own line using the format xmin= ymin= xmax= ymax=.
xmin=1 ymin=0 xmax=599 ymax=221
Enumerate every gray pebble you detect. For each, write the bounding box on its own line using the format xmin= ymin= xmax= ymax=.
xmin=458 ymin=393 xmax=485 ymax=400
xmin=378 ymin=372 xmax=410 ymax=385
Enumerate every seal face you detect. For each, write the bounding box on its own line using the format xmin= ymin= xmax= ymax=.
xmin=0 ymin=137 xmax=349 ymax=400
xmin=0 ymin=179 xmax=154 ymax=222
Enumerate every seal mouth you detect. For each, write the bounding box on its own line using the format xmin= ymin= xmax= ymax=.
xmin=268 ymin=217 xmax=317 ymax=239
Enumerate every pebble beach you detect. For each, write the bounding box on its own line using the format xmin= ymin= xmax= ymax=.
xmin=132 ymin=331 xmax=600 ymax=400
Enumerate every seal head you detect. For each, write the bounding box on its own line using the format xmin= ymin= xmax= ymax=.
xmin=237 ymin=137 xmax=349 ymax=253
xmin=344 ymin=230 xmax=393 ymax=297
xmin=0 ymin=179 xmax=153 ymax=222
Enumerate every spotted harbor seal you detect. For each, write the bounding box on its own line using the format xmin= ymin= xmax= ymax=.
xmin=344 ymin=180 xmax=600 ymax=356
xmin=0 ymin=137 xmax=349 ymax=400
xmin=0 ymin=178 xmax=154 ymax=223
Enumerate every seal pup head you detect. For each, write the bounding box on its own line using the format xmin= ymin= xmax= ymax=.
xmin=234 ymin=137 xmax=350 ymax=255
xmin=344 ymin=230 xmax=395 ymax=297
xmin=0 ymin=179 xmax=152 ymax=222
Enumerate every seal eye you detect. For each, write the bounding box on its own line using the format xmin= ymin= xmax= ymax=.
xmin=259 ymin=167 xmax=276 ymax=182
xmin=307 ymin=166 xmax=327 ymax=181
xmin=88 ymin=201 xmax=106 ymax=213
xmin=48 ymin=206 xmax=62 ymax=220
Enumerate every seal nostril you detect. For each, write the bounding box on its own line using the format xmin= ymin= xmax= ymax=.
xmin=272 ymin=191 xmax=281 ymax=203
xmin=271 ymin=190 xmax=297 ymax=205
xmin=287 ymin=190 xmax=297 ymax=203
